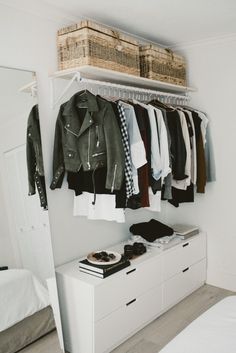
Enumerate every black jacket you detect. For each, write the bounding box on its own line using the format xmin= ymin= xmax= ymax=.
xmin=50 ymin=90 xmax=125 ymax=191
xmin=26 ymin=105 xmax=47 ymax=209
xmin=165 ymin=110 xmax=187 ymax=180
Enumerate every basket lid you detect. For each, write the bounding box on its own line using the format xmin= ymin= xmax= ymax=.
xmin=140 ymin=44 xmax=172 ymax=53
xmin=140 ymin=45 xmax=185 ymax=61
xmin=58 ymin=20 xmax=139 ymax=46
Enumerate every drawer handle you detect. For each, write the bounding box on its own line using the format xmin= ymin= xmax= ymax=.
xmin=182 ymin=267 xmax=189 ymax=273
xmin=126 ymin=298 xmax=136 ymax=306
xmin=182 ymin=242 xmax=189 ymax=247
xmin=126 ymin=268 xmax=136 ymax=275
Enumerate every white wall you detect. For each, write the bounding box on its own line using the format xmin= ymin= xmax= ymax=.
xmin=0 ymin=3 xmax=63 ymax=268
xmin=1 ymin=3 xmax=235 ymax=292
xmin=0 ymin=180 xmax=14 ymax=267
xmin=167 ymin=37 xmax=236 ymax=291
xmin=0 ymin=68 xmax=34 ymax=268
xmin=0 ymin=114 xmax=56 ymax=281
xmin=0 ymin=8 xmax=65 ymax=345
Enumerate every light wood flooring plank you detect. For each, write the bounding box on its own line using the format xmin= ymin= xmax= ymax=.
xmin=111 ymin=284 xmax=235 ymax=353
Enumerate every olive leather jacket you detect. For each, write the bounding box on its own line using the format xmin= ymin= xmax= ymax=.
xmin=50 ymin=90 xmax=125 ymax=191
xmin=26 ymin=105 xmax=47 ymax=209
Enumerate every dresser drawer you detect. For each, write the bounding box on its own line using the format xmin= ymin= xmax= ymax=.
xmin=163 ymin=234 xmax=206 ymax=280
xmin=94 ymin=255 xmax=162 ymax=321
xmin=163 ymin=258 xmax=206 ymax=310
xmin=94 ymin=284 xmax=162 ymax=353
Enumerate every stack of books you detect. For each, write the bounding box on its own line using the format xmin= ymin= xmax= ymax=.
xmin=79 ymin=256 xmax=130 ymax=278
xmin=172 ymin=224 xmax=199 ymax=240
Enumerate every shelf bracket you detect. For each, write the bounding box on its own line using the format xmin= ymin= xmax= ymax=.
xmin=19 ymin=80 xmax=37 ymax=98
xmin=50 ymin=72 xmax=82 ymax=109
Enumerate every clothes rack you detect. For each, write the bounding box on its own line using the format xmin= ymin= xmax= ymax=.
xmin=49 ymin=66 xmax=196 ymax=109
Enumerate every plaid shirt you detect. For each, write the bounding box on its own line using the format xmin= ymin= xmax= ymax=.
xmin=117 ymin=102 xmax=135 ymax=200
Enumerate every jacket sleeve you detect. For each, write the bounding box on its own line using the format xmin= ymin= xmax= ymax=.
xmin=104 ymin=104 xmax=125 ymax=191
xmin=26 ymin=127 xmax=36 ymax=195
xmin=50 ymin=108 xmax=65 ymax=189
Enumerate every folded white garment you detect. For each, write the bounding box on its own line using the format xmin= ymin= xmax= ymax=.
xmin=130 ymin=234 xmax=181 ymax=250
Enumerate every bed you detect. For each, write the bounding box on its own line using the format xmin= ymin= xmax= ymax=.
xmin=159 ymin=296 xmax=236 ymax=353
xmin=0 ymin=269 xmax=56 ymax=353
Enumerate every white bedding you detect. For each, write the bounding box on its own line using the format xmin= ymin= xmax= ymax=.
xmin=159 ymin=296 xmax=236 ymax=353
xmin=0 ymin=269 xmax=50 ymax=332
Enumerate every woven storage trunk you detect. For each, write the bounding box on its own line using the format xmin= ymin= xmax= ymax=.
xmin=139 ymin=45 xmax=186 ymax=86
xmin=57 ymin=21 xmax=140 ymax=76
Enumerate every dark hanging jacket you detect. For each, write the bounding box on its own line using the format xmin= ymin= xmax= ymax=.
xmin=167 ymin=109 xmax=195 ymax=208
xmin=191 ymin=111 xmax=207 ymax=193
xmin=26 ymin=105 xmax=47 ymax=209
xmin=67 ymin=100 xmax=126 ymax=208
xmin=133 ymin=104 xmax=150 ymax=207
xmin=50 ymin=90 xmax=125 ymax=192
xmin=165 ymin=109 xmax=187 ymax=181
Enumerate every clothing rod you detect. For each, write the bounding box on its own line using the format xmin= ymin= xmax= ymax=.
xmin=79 ymin=77 xmax=189 ymax=100
xmin=51 ymin=71 xmax=190 ymax=108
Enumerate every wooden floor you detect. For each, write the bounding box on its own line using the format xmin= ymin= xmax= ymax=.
xmin=112 ymin=284 xmax=235 ymax=353
xmin=20 ymin=284 xmax=235 ymax=353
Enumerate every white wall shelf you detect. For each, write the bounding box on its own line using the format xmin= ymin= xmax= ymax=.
xmin=50 ymin=65 xmax=196 ymax=93
xmin=49 ymin=65 xmax=196 ymax=108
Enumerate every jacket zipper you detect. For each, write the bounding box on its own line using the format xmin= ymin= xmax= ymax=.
xmin=92 ymin=152 xmax=105 ymax=157
xmin=35 ymin=144 xmax=39 ymax=156
xmin=64 ymin=126 xmax=79 ymax=137
xmin=35 ymin=144 xmax=40 ymax=171
xmin=96 ymin=125 xmax=100 ymax=147
xmin=111 ymin=164 xmax=117 ymax=192
xmin=87 ymin=128 xmax=91 ymax=169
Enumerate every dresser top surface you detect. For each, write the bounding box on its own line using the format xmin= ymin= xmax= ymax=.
xmin=56 ymin=241 xmax=161 ymax=285
xmin=56 ymin=233 xmax=205 ymax=286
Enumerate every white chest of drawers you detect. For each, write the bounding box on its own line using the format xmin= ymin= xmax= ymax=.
xmin=56 ymin=232 xmax=206 ymax=353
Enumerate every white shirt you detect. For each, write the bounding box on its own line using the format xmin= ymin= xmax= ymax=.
xmin=151 ymin=106 xmax=171 ymax=180
xmin=119 ymin=101 xmax=147 ymax=194
xmin=73 ymin=193 xmax=125 ymax=223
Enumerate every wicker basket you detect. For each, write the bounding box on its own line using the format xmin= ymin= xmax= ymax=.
xmin=57 ymin=21 xmax=140 ymax=76
xmin=139 ymin=45 xmax=186 ymax=86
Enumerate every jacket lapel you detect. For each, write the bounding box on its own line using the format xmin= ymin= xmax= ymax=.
xmin=78 ymin=111 xmax=94 ymax=137
xmin=62 ymin=90 xmax=98 ymax=137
